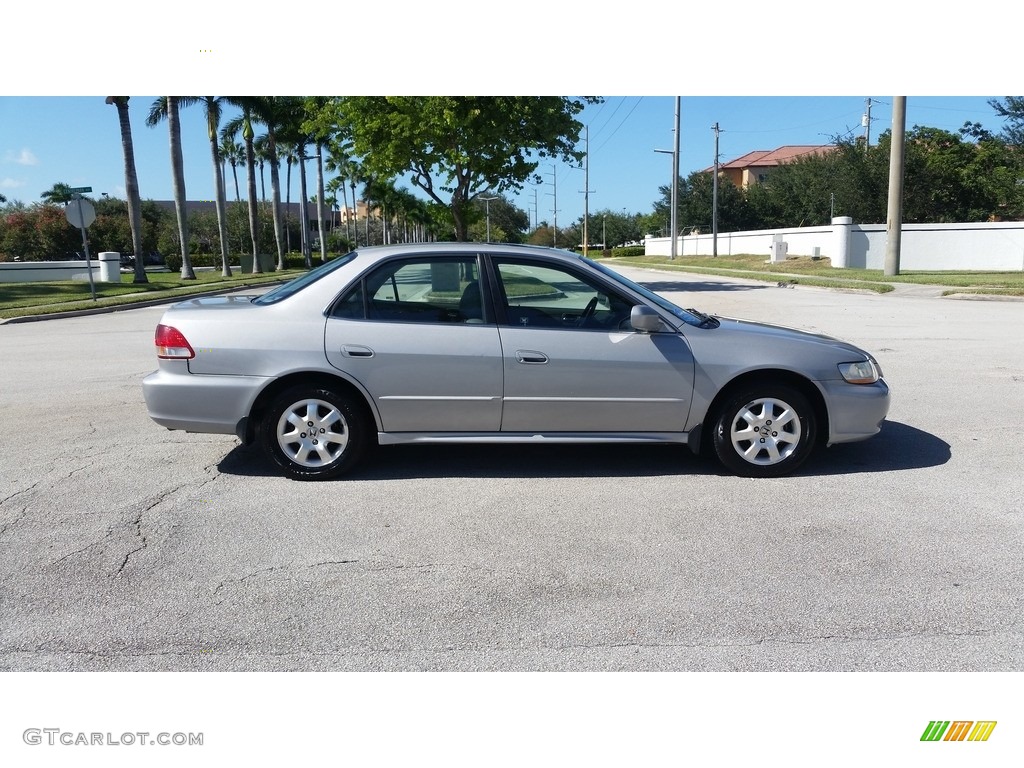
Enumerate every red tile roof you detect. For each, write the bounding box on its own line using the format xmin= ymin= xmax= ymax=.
xmin=718 ymin=145 xmax=834 ymax=170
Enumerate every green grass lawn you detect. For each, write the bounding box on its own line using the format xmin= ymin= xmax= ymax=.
xmin=605 ymin=254 xmax=1024 ymax=296
xmin=0 ymin=268 xmax=303 ymax=319
xmin=4 ymin=253 xmax=1023 ymax=321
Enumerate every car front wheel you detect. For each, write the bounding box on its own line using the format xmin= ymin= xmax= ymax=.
xmin=712 ymin=384 xmax=817 ymax=477
xmin=261 ymin=386 xmax=368 ymax=480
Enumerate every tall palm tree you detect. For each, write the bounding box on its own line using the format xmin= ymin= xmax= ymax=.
xmin=304 ymin=97 xmax=333 ymax=263
xmin=249 ymin=97 xmax=301 ymax=271
xmin=105 ymin=97 xmax=148 ymax=284
xmin=222 ymin=99 xmax=262 ymax=273
xmin=219 ymin=134 xmax=243 ymax=202
xmin=159 ymin=97 xmax=231 ymax=277
xmin=253 ymin=135 xmax=269 ymax=203
xmin=278 ymin=141 xmax=300 ymax=255
xmin=325 ymin=144 xmax=354 ymax=241
xmin=146 ymin=97 xmax=195 ymax=279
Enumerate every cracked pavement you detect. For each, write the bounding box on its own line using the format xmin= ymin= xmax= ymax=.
xmin=1 ymin=271 xmax=1022 ymax=672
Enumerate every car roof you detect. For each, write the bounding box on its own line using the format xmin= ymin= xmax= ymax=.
xmin=351 ymin=242 xmax=586 ymax=264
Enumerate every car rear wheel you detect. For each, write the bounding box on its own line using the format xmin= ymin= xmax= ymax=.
xmin=261 ymin=386 xmax=368 ymax=480
xmin=712 ymin=384 xmax=817 ymax=477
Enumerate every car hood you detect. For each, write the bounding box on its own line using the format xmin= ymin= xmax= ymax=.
xmin=710 ymin=315 xmax=873 ymax=359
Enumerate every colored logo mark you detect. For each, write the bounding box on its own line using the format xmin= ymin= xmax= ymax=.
xmin=921 ymin=721 xmax=997 ymax=742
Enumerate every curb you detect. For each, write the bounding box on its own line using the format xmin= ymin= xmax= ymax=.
xmin=0 ymin=282 xmax=288 ymax=325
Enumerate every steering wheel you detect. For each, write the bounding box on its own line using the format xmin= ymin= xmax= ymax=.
xmin=576 ymin=296 xmax=599 ymax=327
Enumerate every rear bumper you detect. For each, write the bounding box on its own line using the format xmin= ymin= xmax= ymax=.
xmin=820 ymin=378 xmax=891 ymax=445
xmin=143 ymin=367 xmax=271 ymax=435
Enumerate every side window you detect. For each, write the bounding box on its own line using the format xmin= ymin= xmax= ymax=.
xmin=331 ymin=257 xmax=485 ymax=324
xmin=494 ymin=260 xmax=633 ymax=330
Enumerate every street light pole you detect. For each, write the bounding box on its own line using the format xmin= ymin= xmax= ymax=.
xmin=654 ymin=96 xmax=681 ymax=260
xmin=479 ymin=196 xmax=498 ymax=242
xmin=711 ymin=122 xmax=720 ymax=258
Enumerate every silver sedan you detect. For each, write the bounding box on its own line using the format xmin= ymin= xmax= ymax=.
xmin=143 ymin=243 xmax=890 ymax=479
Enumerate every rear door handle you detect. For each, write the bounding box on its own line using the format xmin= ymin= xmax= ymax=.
xmin=341 ymin=345 xmax=374 ymax=358
xmin=515 ymin=350 xmax=548 ymax=364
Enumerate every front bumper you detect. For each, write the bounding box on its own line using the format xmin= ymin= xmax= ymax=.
xmin=819 ymin=377 xmax=891 ymax=445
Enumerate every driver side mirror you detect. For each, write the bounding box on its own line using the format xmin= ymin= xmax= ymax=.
xmin=630 ymin=305 xmax=665 ymax=333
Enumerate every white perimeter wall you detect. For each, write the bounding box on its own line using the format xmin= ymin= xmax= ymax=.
xmin=645 ymin=220 xmax=1024 ymax=271
xmin=0 ymin=253 xmax=122 ymax=283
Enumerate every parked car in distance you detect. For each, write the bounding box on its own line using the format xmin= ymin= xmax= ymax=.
xmin=143 ymin=242 xmax=890 ymax=480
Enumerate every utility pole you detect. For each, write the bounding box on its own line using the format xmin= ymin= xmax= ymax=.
xmin=580 ymin=125 xmax=595 ymax=256
xmin=711 ymin=122 xmax=720 ymax=258
xmin=884 ymin=97 xmax=906 ymax=277
xmin=546 ymin=164 xmax=558 ymax=247
xmin=863 ymin=97 xmax=874 ymax=155
xmin=671 ymin=97 xmax=680 ymax=260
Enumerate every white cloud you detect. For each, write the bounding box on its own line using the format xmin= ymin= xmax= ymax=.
xmin=1 ymin=177 xmax=26 ymax=189
xmin=3 ymin=148 xmax=38 ymax=166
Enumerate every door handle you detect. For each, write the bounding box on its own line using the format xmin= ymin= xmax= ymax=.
xmin=515 ymin=350 xmax=548 ymax=364
xmin=341 ymin=345 xmax=374 ymax=358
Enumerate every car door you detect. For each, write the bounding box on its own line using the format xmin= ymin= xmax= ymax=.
xmin=324 ymin=255 xmax=503 ymax=433
xmin=491 ymin=257 xmax=695 ymax=433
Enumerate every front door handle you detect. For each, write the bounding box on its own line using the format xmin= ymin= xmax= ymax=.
xmin=515 ymin=350 xmax=548 ymax=364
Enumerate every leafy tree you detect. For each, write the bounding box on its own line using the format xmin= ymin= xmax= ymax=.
xmin=308 ymin=97 xmax=599 ymax=241
xmin=1 ymin=209 xmax=36 ymax=259
xmin=988 ymin=96 xmax=1024 ymax=147
xmin=35 ymin=204 xmax=82 ymax=258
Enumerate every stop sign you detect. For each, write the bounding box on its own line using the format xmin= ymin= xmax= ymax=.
xmin=65 ymin=199 xmax=96 ymax=229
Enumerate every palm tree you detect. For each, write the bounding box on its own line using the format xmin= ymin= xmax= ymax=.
xmin=105 ymin=97 xmax=148 ymax=284
xmin=219 ymin=134 xmax=243 ymax=202
xmin=40 ymin=182 xmax=75 ymax=205
xmin=156 ymin=97 xmax=232 ymax=277
xmin=304 ymin=97 xmax=333 ymax=263
xmin=253 ymin=135 xmax=269 ymax=203
xmin=278 ymin=141 xmax=300 ymax=255
xmin=325 ymin=144 xmax=354 ymax=241
xmin=249 ymin=97 xmax=301 ymax=271
xmin=222 ymin=99 xmax=263 ymax=273
xmin=146 ymin=97 xmax=195 ymax=279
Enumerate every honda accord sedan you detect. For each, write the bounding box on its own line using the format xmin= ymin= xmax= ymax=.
xmin=143 ymin=242 xmax=890 ymax=479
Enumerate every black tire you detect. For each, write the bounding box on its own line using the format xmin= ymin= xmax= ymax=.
xmin=711 ymin=384 xmax=817 ymax=478
xmin=260 ymin=385 xmax=369 ymax=480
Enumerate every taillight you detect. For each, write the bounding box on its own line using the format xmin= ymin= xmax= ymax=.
xmin=155 ymin=324 xmax=195 ymax=359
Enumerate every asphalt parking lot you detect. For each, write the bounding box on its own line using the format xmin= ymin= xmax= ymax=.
xmin=0 ymin=266 xmax=1021 ymax=672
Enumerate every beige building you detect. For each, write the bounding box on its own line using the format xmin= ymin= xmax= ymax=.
xmin=712 ymin=145 xmax=835 ymax=188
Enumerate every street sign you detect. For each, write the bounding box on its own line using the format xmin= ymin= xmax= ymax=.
xmin=65 ymin=199 xmax=96 ymax=229
xmin=68 ymin=186 xmax=93 ymax=194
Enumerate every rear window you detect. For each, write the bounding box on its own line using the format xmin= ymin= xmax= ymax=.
xmin=253 ymin=253 xmax=357 ymax=306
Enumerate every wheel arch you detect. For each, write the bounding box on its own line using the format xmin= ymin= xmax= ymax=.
xmin=239 ymin=371 xmax=379 ymax=445
xmin=698 ymin=369 xmax=828 ymax=456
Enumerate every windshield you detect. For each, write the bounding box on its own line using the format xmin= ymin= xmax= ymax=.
xmin=253 ymin=253 xmax=357 ymax=305
xmin=585 ymin=257 xmax=710 ymax=327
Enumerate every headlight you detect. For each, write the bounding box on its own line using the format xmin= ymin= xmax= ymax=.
xmin=838 ymin=359 xmax=881 ymax=384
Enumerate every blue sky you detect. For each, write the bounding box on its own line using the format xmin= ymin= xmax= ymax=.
xmin=0 ymin=95 xmax=1008 ymax=226
xmin=3 ymin=2 xmax=1018 ymax=228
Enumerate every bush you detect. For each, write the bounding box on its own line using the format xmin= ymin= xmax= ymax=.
xmin=611 ymin=246 xmax=646 ymax=258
